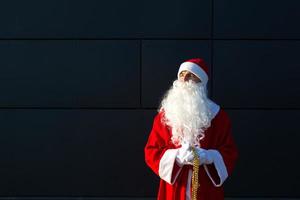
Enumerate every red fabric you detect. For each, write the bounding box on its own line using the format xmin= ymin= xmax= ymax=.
xmin=144 ymin=109 xmax=238 ymax=200
xmin=185 ymin=58 xmax=209 ymax=77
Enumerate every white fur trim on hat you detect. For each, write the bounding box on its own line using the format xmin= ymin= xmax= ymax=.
xmin=178 ymin=61 xmax=209 ymax=85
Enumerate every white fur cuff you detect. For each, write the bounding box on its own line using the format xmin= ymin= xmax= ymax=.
xmin=159 ymin=149 xmax=182 ymax=185
xmin=204 ymin=149 xmax=228 ymax=187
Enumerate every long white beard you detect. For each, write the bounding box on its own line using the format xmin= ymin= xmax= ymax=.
xmin=159 ymin=80 xmax=213 ymax=147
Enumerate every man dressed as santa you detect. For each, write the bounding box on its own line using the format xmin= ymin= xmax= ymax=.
xmin=144 ymin=58 xmax=238 ymax=200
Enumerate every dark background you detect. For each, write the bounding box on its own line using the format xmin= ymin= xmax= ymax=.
xmin=0 ymin=0 xmax=299 ymax=199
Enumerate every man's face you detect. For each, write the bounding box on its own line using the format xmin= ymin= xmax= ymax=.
xmin=178 ymin=70 xmax=201 ymax=83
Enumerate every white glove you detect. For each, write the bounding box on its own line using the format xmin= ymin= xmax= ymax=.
xmin=195 ymin=147 xmax=214 ymax=165
xmin=176 ymin=142 xmax=194 ymax=166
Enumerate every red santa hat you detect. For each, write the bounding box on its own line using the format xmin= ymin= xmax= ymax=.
xmin=177 ymin=58 xmax=209 ymax=85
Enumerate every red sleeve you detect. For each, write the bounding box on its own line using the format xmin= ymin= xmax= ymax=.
xmin=217 ymin=112 xmax=239 ymax=176
xmin=144 ymin=113 xmax=169 ymax=176
xmin=205 ymin=110 xmax=239 ymax=185
xmin=144 ymin=112 xmax=182 ymax=183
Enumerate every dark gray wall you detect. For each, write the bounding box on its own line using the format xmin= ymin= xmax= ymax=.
xmin=0 ymin=0 xmax=299 ymax=199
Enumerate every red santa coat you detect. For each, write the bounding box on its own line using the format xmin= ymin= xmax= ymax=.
xmin=144 ymin=108 xmax=238 ymax=200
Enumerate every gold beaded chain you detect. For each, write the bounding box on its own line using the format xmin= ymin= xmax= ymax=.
xmin=191 ymin=147 xmax=200 ymax=200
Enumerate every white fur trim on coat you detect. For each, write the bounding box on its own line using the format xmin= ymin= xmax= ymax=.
xmin=159 ymin=149 xmax=182 ymax=185
xmin=204 ymin=150 xmax=228 ymax=187
xmin=207 ymin=99 xmax=220 ymax=120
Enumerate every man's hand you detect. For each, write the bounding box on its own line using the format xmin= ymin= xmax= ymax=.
xmin=195 ymin=147 xmax=214 ymax=165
